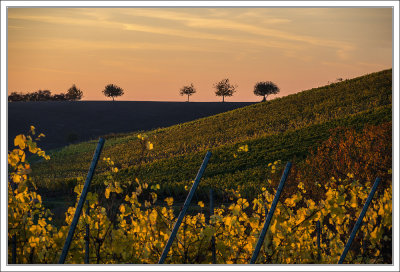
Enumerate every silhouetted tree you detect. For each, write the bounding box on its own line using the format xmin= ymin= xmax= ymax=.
xmin=37 ymin=90 xmax=52 ymax=101
xmin=9 ymin=90 xmax=69 ymax=102
xmin=66 ymin=84 xmax=83 ymax=101
xmin=25 ymin=92 xmax=36 ymax=101
xmin=253 ymin=81 xmax=280 ymax=102
xmin=53 ymin=93 xmax=67 ymax=101
xmin=214 ymin=78 xmax=237 ymax=102
xmin=103 ymin=84 xmax=124 ymax=101
xmin=8 ymin=92 xmax=24 ymax=102
xmin=179 ymin=83 xmax=196 ymax=102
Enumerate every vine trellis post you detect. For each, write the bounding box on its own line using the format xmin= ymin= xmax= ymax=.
xmin=338 ymin=177 xmax=381 ymax=264
xmin=250 ymin=161 xmax=292 ymax=264
xmin=58 ymin=138 xmax=105 ymax=264
xmin=158 ymin=151 xmax=212 ymax=264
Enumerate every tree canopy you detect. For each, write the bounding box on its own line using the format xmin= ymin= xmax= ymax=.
xmin=103 ymin=84 xmax=124 ymax=101
xmin=253 ymin=81 xmax=280 ymax=102
xmin=8 ymin=85 xmax=83 ymax=102
xmin=179 ymin=83 xmax=196 ymax=102
xmin=214 ymin=78 xmax=237 ymax=102
xmin=66 ymin=84 xmax=83 ymax=101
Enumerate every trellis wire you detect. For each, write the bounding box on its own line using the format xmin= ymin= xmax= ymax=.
xmin=158 ymin=151 xmax=212 ymax=264
xmin=58 ymin=138 xmax=105 ymax=264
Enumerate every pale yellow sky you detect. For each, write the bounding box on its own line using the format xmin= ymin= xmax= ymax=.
xmin=7 ymin=8 xmax=392 ymax=101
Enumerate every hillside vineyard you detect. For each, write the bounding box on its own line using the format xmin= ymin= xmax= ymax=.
xmin=8 ymin=69 xmax=392 ymax=264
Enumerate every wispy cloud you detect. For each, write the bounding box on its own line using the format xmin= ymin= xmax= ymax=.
xmin=8 ymin=8 xmax=355 ymax=59
xmin=121 ymin=22 xmax=302 ymax=51
xmin=356 ymin=61 xmax=387 ymax=68
xmin=119 ymin=9 xmax=355 ymax=55
xmin=8 ymin=13 xmax=117 ymax=29
xmin=8 ymin=25 xmax=24 ymax=29
xmin=8 ymin=37 xmax=233 ymax=54
xmin=24 ymin=66 xmax=80 ymax=75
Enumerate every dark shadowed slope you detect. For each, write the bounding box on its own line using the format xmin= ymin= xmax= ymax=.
xmin=8 ymin=101 xmax=254 ymax=150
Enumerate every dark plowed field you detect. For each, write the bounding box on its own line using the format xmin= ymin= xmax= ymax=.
xmin=8 ymin=101 xmax=254 ymax=150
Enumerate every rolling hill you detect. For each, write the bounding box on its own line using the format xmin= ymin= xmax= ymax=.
xmin=29 ymin=69 xmax=392 ymax=203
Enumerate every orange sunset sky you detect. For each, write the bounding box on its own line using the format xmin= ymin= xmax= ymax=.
xmin=7 ymin=7 xmax=392 ymax=102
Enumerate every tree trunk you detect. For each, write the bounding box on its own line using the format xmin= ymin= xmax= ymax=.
xmin=112 ymin=97 xmax=114 ymax=101
xmin=187 ymin=95 xmax=190 ymax=102
xmin=222 ymin=96 xmax=225 ymax=102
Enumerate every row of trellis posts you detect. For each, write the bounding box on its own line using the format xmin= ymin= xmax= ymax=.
xmin=10 ymin=138 xmax=381 ymax=264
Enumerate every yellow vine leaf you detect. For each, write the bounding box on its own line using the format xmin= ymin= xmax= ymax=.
xmin=105 ymin=188 xmax=111 ymax=199
xmin=149 ymin=210 xmax=157 ymax=224
xmin=120 ymin=205 xmax=125 ymax=213
xmin=14 ymin=134 xmax=26 ymax=149
xmin=271 ymin=220 xmax=277 ymax=233
xmin=165 ymin=197 xmax=173 ymax=206
xmin=146 ymin=141 xmax=154 ymax=150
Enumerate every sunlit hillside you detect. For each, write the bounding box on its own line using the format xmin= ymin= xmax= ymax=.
xmin=30 ymin=69 xmax=392 ymax=200
xmin=9 ymin=69 xmax=392 ymax=264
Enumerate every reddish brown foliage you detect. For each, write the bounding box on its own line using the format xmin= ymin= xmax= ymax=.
xmin=299 ymin=122 xmax=392 ymax=199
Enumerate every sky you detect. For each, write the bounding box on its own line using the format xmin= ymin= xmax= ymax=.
xmin=7 ymin=7 xmax=393 ymax=102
